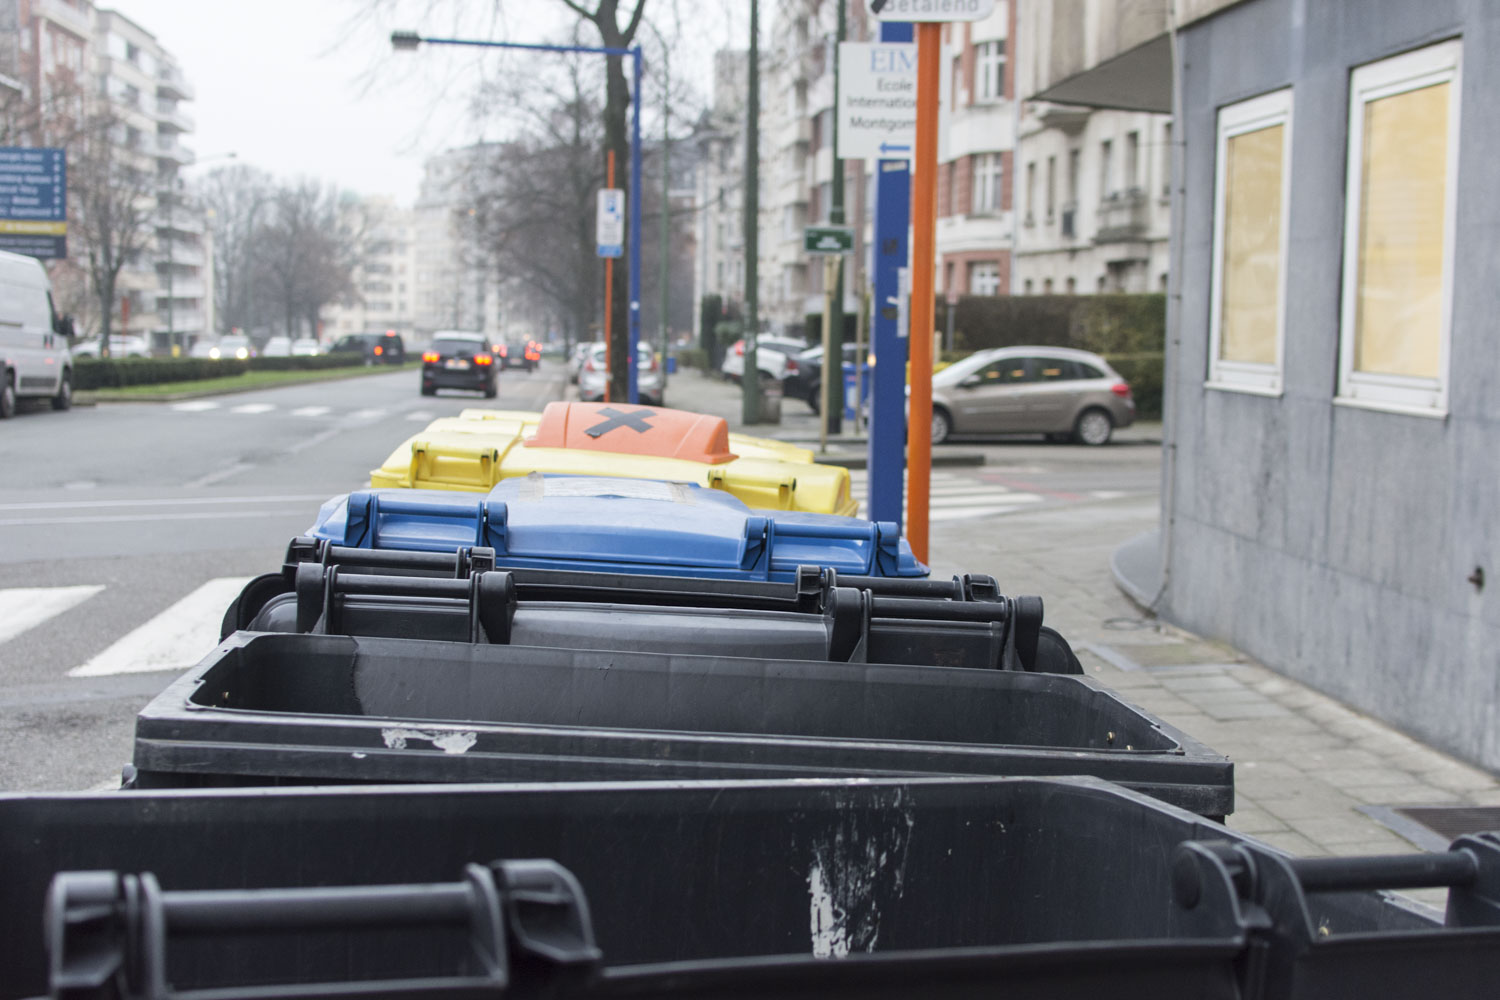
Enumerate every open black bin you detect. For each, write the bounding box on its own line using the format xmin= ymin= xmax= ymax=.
xmin=130 ymin=631 xmax=1232 ymax=817
xmin=5 ymin=777 xmax=1499 ymax=1000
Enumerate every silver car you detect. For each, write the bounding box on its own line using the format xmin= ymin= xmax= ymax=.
xmin=929 ymin=346 xmax=1135 ymax=445
xmin=578 ymin=342 xmax=664 ymax=406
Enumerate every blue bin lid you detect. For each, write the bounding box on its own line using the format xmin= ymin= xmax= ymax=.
xmin=306 ymin=475 xmax=926 ymax=580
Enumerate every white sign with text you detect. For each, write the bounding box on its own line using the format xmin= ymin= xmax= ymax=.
xmin=837 ymin=43 xmax=917 ymax=161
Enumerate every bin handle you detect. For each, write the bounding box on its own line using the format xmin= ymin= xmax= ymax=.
xmin=45 ymin=860 xmax=601 ymax=1000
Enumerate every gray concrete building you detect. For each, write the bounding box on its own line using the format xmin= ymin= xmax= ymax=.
xmin=1031 ymin=0 xmax=1500 ymax=771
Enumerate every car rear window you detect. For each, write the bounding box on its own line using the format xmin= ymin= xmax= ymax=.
xmin=433 ymin=338 xmax=484 ymax=354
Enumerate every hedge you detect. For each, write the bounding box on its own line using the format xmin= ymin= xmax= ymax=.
xmin=940 ymin=293 xmax=1165 ymax=356
xmin=674 ymin=347 xmax=708 ymax=372
xmin=1104 ymin=353 xmax=1164 ymax=421
xmin=73 ymin=353 xmax=366 ymax=389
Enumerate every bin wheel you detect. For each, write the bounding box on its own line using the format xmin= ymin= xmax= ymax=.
xmin=1031 ymin=627 xmax=1085 ymax=674
xmin=51 ymin=370 xmax=72 ymax=410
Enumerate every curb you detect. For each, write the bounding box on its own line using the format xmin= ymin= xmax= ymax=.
xmin=76 ymin=364 xmax=419 ymax=404
xmin=813 ymin=450 xmax=987 ymax=470
xmin=1110 ymin=527 xmax=1163 ymax=613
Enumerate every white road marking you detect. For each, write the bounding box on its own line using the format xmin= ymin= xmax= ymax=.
xmin=69 ymin=577 xmax=252 ymax=677
xmin=405 ymin=410 xmax=435 ymax=422
xmin=0 ymin=585 xmax=105 ymax=646
xmin=928 ymin=499 xmax=1043 ymax=521
xmin=0 ymin=510 xmax=310 ymax=527
xmin=230 ymin=403 xmax=276 ymax=414
xmin=1091 ymin=490 xmax=1127 ymax=500
xmin=291 ymin=406 xmax=331 ymax=417
xmin=185 ymin=462 xmax=254 ymax=489
xmin=170 ymin=400 xmax=219 ymax=412
xmin=0 ymin=494 xmax=330 ymax=512
xmin=348 ymin=408 xmax=387 ymax=420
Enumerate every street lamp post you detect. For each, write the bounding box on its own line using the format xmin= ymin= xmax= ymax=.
xmin=393 ymin=30 xmax=645 ymax=404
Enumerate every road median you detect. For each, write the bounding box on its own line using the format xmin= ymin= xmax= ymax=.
xmin=76 ymin=362 xmax=420 ymax=404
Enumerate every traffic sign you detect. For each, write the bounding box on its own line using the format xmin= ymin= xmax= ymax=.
xmin=804 ymin=225 xmax=854 ymax=255
xmin=837 ymin=43 xmax=916 ymax=161
xmin=596 ymin=187 xmax=624 ymax=258
xmin=868 ymin=0 xmax=997 ymax=21
xmin=0 ymin=147 xmax=66 ymax=259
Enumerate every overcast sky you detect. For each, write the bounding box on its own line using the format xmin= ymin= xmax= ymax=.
xmin=106 ymin=0 xmax=749 ymax=202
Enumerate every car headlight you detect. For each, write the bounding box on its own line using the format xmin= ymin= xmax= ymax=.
xmin=209 ymin=348 xmax=220 ymax=359
xmin=236 ymin=347 xmax=249 ymax=360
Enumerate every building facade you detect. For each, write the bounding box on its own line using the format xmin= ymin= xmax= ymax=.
xmin=411 ymin=146 xmax=503 ymax=337
xmin=1033 ymin=0 xmax=1500 ymax=770
xmin=692 ymin=51 xmax=748 ymax=343
xmin=321 ymin=195 xmax=415 ymax=338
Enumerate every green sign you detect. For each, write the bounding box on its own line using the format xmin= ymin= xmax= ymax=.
xmin=803 ymin=225 xmax=854 ymax=255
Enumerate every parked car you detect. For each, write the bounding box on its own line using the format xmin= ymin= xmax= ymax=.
xmin=0 ymin=248 xmax=74 ymax=417
xmin=567 ymin=341 xmax=601 ymax=384
xmin=261 ymin=336 xmax=293 ymax=357
xmin=191 ymin=335 xmax=253 ymax=361
xmin=421 ymin=332 xmax=497 ymax=398
xmin=928 ymin=346 xmax=1134 ymax=446
xmin=329 ymin=330 xmax=406 ymax=365
xmin=787 ymin=342 xmax=866 ymax=413
xmin=72 ymin=335 xmax=150 ymax=359
xmin=577 ymin=342 xmax=664 ymax=406
xmin=720 ymin=336 xmax=804 ymax=384
xmin=291 ymin=338 xmax=323 ymax=356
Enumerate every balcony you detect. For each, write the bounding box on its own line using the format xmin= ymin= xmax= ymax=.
xmin=154 ymin=136 xmax=195 ymax=166
xmin=159 ymin=244 xmax=205 ymax=268
xmin=156 ymin=65 xmax=195 ymax=101
xmin=1094 ymin=190 xmax=1150 ymax=244
xmin=38 ymin=0 xmax=93 ymax=39
xmin=157 ymin=210 xmax=204 ymax=235
xmin=157 ymin=280 xmax=206 ymax=300
xmin=156 ymin=103 xmax=194 ymax=132
xmin=1035 ymin=102 xmax=1092 ymax=135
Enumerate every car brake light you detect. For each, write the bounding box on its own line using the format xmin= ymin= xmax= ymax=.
xmin=373 ymin=345 xmax=383 ymax=356
xmin=499 ymin=345 xmax=508 ymax=357
xmin=1112 ymin=382 xmax=1132 ymax=397
xmin=422 ymin=351 xmax=439 ymax=363
xmin=786 ymin=358 xmax=799 ymax=375
xmin=474 ymin=353 xmax=492 ymax=365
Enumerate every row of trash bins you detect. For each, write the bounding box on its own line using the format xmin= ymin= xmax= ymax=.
xmin=5 ymin=400 xmax=1500 ymax=999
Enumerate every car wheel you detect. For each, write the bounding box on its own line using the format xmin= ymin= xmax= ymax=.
xmin=51 ymin=370 xmax=72 ymax=410
xmin=1073 ymin=407 xmax=1114 ymax=446
xmin=931 ymin=406 xmax=952 ymax=445
xmin=806 ymin=384 xmax=821 ymax=414
xmin=483 ymin=380 xmax=497 ymax=399
xmin=421 ymin=383 xmax=436 ymax=397
xmin=0 ymin=373 xmax=14 ymax=419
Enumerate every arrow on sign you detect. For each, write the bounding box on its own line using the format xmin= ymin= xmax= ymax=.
xmin=880 ymin=142 xmax=911 ymax=155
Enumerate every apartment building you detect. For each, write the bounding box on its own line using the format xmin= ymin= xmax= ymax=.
xmin=936 ymin=3 xmax=1015 ymax=298
xmin=93 ymin=8 xmax=207 ymax=349
xmin=692 ymin=50 xmax=748 ymax=342
xmin=322 ymin=196 xmax=415 ymax=337
xmin=411 ymin=146 xmax=503 ymax=337
xmin=1012 ymin=1 xmax=1170 ymax=295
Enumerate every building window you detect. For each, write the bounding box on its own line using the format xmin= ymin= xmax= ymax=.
xmin=1099 ymin=140 xmax=1113 ymax=199
xmin=1042 ymin=278 xmax=1053 ymax=294
xmin=1024 ymin=160 xmax=1035 ymax=223
xmin=975 ymin=40 xmax=1006 ymax=102
xmin=1125 ymin=131 xmax=1140 ymax=193
xmin=1023 ymin=278 xmax=1033 ymax=295
xmin=969 ymin=261 xmax=1001 ymax=296
xmin=972 ymin=153 xmax=1001 ymax=213
xmin=951 ymin=54 xmax=962 ymax=110
xmin=1045 ymin=155 xmax=1055 ymax=221
xmin=1337 ymin=40 xmax=1460 ymax=415
xmin=1161 ymin=122 xmax=1173 ymax=198
xmin=1208 ymin=87 xmax=1292 ymax=394
xmin=1065 ymin=277 xmax=1076 ymax=294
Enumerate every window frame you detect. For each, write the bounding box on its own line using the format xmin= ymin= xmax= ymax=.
xmin=1336 ymin=40 xmax=1462 ymax=418
xmin=1206 ymin=87 xmax=1294 ymax=396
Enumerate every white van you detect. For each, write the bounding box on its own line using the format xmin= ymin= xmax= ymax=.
xmin=0 ymin=249 xmax=74 ymax=418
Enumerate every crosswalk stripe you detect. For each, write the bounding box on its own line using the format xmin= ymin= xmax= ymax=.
xmin=170 ymin=400 xmax=218 ymax=412
xmin=291 ymin=406 xmax=331 ymax=417
xmin=0 ymin=585 xmax=105 ymax=646
xmin=930 ymin=501 xmax=1042 ymax=521
xmin=230 ymin=403 xmax=276 ymax=414
xmin=406 ymin=410 xmax=435 ymax=422
xmin=69 ymin=577 xmax=252 ymax=677
xmin=349 ymin=408 xmax=387 ymax=420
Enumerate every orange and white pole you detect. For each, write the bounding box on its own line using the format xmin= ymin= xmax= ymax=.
xmin=907 ymin=22 xmax=940 ymax=564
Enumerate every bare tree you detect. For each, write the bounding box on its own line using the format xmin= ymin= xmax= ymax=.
xmin=251 ymin=180 xmax=365 ymax=339
xmin=197 ymin=164 xmax=276 ymax=336
xmin=69 ymin=123 xmax=158 ymax=353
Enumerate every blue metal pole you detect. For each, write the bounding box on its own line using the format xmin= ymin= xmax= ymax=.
xmin=627 ymin=45 xmax=643 ymax=404
xmin=867 ymin=21 xmax=913 ymax=527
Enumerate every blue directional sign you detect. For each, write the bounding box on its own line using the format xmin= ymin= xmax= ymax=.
xmin=0 ymin=147 xmax=67 ymax=259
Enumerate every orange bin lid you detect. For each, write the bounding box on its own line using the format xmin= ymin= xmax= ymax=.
xmin=525 ymin=401 xmax=738 ymax=465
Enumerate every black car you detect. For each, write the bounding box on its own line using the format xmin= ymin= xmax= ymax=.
xmin=421 ymin=333 xmax=497 ymax=397
xmin=786 ymin=342 xmax=864 ymax=413
xmin=330 ymin=330 xmax=406 ymax=365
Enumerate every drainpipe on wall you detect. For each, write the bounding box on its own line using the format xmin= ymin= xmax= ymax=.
xmin=1148 ymin=1 xmax=1183 ymax=613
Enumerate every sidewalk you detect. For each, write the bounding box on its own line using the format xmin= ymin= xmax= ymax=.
xmin=661 ymin=365 xmax=1500 ymax=886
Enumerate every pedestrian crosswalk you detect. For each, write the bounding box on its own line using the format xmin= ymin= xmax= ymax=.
xmin=847 ymin=468 xmax=1045 ymax=523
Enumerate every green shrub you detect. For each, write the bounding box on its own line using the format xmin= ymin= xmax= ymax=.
xmin=248 ymin=354 xmax=365 ymax=372
xmin=73 ymin=352 xmax=367 ymax=389
xmin=1104 ymin=352 xmax=1164 ymax=421
xmin=674 ymin=347 xmax=708 ymax=371
xmin=942 ymin=293 xmax=1165 ymax=356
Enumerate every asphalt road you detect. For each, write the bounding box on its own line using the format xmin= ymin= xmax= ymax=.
xmin=0 ymin=363 xmax=566 ymax=791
